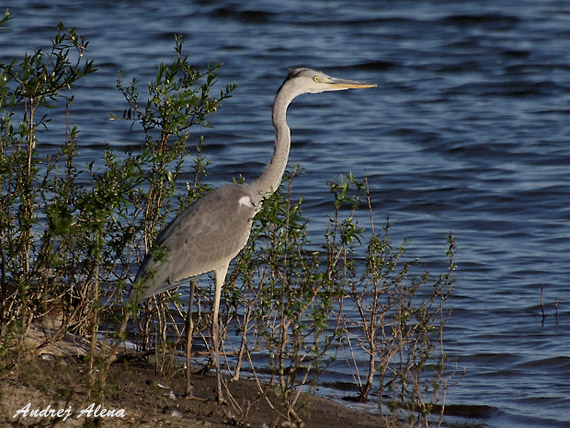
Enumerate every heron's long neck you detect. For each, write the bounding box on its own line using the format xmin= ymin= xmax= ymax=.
xmin=249 ymin=87 xmax=295 ymax=207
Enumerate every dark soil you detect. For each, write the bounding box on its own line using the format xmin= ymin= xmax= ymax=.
xmin=1 ymin=354 xmax=389 ymax=428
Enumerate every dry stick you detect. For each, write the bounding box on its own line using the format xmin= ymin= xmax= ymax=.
xmin=341 ymin=319 xmax=364 ymax=394
xmin=540 ymin=284 xmax=546 ymax=322
xmin=104 ymin=305 xmax=131 ymax=374
xmin=364 ymin=175 xmax=375 ymax=236
xmin=157 ymin=297 xmax=169 ymax=373
xmin=88 ymin=275 xmax=100 ymax=398
xmin=230 ymin=306 xmax=249 ymax=382
xmin=245 ymin=346 xmax=290 ymax=422
xmin=185 ymin=278 xmax=197 ymax=396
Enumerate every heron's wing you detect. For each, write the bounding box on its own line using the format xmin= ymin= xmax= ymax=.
xmin=132 ymin=183 xmax=255 ymax=300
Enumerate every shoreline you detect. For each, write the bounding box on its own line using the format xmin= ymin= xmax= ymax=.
xmin=2 ymin=326 xmax=487 ymax=427
xmin=2 ymin=353 xmax=390 ymax=428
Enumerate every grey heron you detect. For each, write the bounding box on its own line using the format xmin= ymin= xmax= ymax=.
xmin=129 ymin=68 xmax=375 ymax=403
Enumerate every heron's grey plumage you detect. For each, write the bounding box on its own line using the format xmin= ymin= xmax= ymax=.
xmin=132 ymin=183 xmax=255 ymax=301
xmin=129 ymin=67 xmax=375 ymax=402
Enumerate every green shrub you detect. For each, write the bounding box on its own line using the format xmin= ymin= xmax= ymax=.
xmin=0 ymin=12 xmax=456 ymax=426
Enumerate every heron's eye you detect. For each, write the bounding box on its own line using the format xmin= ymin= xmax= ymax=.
xmin=313 ymin=76 xmax=321 ymax=82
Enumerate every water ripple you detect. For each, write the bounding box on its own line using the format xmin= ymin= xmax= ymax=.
xmin=3 ymin=1 xmax=569 ymax=426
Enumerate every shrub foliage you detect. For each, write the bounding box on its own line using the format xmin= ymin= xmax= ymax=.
xmin=0 ymin=12 xmax=456 ymax=427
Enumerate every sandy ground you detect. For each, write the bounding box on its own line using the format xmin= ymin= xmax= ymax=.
xmin=1 ymin=338 xmax=389 ymax=428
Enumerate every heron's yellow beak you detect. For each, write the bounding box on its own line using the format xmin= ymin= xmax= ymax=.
xmin=328 ymin=77 xmax=377 ymax=89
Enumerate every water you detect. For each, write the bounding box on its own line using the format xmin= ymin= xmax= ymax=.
xmin=2 ymin=1 xmax=569 ymax=426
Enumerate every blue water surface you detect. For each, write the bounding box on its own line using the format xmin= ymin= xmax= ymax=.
xmin=2 ymin=1 xmax=569 ymax=426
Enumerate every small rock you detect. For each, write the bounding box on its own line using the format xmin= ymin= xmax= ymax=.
xmin=169 ymin=409 xmax=183 ymax=418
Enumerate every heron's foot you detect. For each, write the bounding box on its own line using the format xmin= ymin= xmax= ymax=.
xmin=215 ymin=394 xmax=227 ymax=405
xmin=183 ymin=394 xmax=207 ymax=402
xmin=182 ymin=384 xmax=193 ymax=398
xmin=184 ymin=382 xmax=192 ymax=397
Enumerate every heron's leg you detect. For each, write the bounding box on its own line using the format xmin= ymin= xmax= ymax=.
xmin=212 ymin=262 xmax=229 ymax=404
xmin=185 ymin=278 xmax=198 ymax=397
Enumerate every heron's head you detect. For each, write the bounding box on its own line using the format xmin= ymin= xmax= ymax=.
xmin=283 ymin=68 xmax=376 ymax=95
